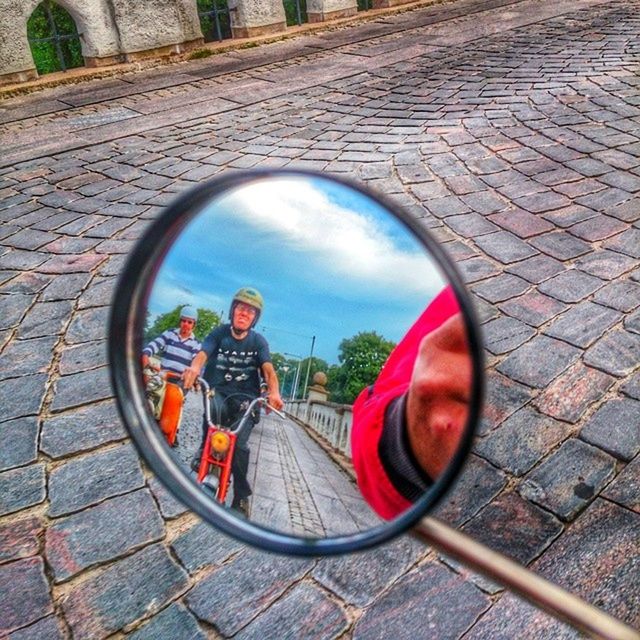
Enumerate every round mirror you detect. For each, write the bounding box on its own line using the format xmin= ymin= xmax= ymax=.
xmin=109 ymin=170 xmax=484 ymax=555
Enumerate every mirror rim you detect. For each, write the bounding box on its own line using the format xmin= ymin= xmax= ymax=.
xmin=108 ymin=169 xmax=485 ymax=556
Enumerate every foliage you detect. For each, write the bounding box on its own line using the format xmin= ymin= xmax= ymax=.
xmin=27 ymin=1 xmax=83 ymax=75
xmin=283 ymin=0 xmax=308 ymax=26
xmin=327 ymin=332 xmax=396 ymax=404
xmin=357 ymin=0 xmax=372 ymax=10
xmin=189 ymin=48 xmax=215 ymax=59
xmin=144 ymin=305 xmax=221 ymax=344
xmin=196 ymin=0 xmax=232 ymax=42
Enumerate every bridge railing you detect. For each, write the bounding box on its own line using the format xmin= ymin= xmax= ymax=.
xmin=285 ymin=399 xmax=353 ymax=459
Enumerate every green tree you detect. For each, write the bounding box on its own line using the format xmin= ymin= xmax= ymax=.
xmin=327 ymin=332 xmax=396 ymax=404
xmin=144 ymin=306 xmax=221 ymax=343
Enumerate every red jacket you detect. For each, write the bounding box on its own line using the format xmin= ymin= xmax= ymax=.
xmin=351 ymin=287 xmax=460 ymax=520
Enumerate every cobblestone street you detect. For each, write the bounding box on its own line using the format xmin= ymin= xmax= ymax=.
xmin=0 ymin=0 xmax=639 ymax=637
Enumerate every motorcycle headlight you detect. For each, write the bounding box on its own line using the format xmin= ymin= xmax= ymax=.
xmin=211 ymin=431 xmax=231 ymax=455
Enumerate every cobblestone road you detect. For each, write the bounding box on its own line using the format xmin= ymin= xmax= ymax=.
xmin=0 ymin=0 xmax=639 ymax=637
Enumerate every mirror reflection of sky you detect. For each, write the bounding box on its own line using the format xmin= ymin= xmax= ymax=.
xmin=147 ymin=176 xmax=446 ymax=364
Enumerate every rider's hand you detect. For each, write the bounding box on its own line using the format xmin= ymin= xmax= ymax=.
xmin=405 ymin=313 xmax=471 ymax=480
xmin=268 ymin=392 xmax=284 ymax=412
xmin=182 ymin=366 xmax=199 ymax=390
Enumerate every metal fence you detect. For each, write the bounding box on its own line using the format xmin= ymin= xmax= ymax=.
xmin=197 ymin=0 xmax=232 ymax=42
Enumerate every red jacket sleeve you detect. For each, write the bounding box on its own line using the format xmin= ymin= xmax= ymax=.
xmin=351 ymin=286 xmax=460 ymax=520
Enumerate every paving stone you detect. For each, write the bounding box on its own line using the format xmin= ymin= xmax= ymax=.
xmin=41 ymin=400 xmax=127 ymax=458
xmin=593 ymin=280 xmax=640 ymax=312
xmin=531 ymin=499 xmax=640 ymax=627
xmin=488 ymin=207 xmax=554 ymax=238
xmin=17 ymin=300 xmax=72 ymax=339
xmin=475 ymin=407 xmax=567 ymax=477
xmin=50 ymin=366 xmax=113 ymax=412
xmin=37 ymin=252 xmax=107 ymax=274
xmin=48 ymin=444 xmax=144 ymax=516
xmin=1 ymin=228 xmax=58 ymax=250
xmin=461 ymin=492 xmax=562 ymax=564
xmin=460 ymin=190 xmax=507 ymax=214
xmin=479 ymin=371 xmax=533 ymax=436
xmin=128 ymin=603 xmax=206 ymax=640
xmin=605 ymin=198 xmax=640 ymax=222
xmin=236 ymin=581 xmax=348 ymax=640
xmin=0 ymin=272 xmax=51 ymax=295
xmin=498 ymin=290 xmax=566 ymax=327
xmin=482 ymin=316 xmax=536 ymax=355
xmin=474 ymin=231 xmax=538 ymax=264
xmin=576 ymin=187 xmax=632 ymax=212
xmin=172 ymin=521 xmax=243 ymax=574
xmin=622 ymin=371 xmax=640 ymax=400
xmin=463 ymin=592 xmax=581 ymax=640
xmin=535 ymin=362 xmax=615 ymax=424
xmin=0 ymin=417 xmax=39 ymax=471
xmin=0 ymin=249 xmax=48 ymax=270
xmin=529 ymin=231 xmax=592 ymax=260
xmin=445 ymin=212 xmax=498 ymax=237
xmin=62 ymin=544 xmax=189 ymax=639
xmin=313 ymin=535 xmax=423 ymax=608
xmin=58 ymin=340 xmax=107 ymax=375
xmin=185 ymin=548 xmax=312 ymax=636
xmin=514 ymin=191 xmax=570 ymax=214
xmin=584 ymin=329 xmax=639 ymax=377
xmin=472 ymin=273 xmax=530 ymax=304
xmin=505 ymin=254 xmax=564 ymax=284
xmin=46 ymin=489 xmax=164 ymax=582
xmin=519 ymin=439 xmax=615 ymax=521
xmin=0 ymin=374 xmax=47 ymax=422
xmin=77 ymin=277 xmax=116 ymax=308
xmin=565 ymin=157 xmax=611 ymax=177
xmin=580 ymin=398 xmax=640 ymax=462
xmin=6 ymin=614 xmax=64 ymax=640
xmin=458 ymin=256 xmax=501 ymax=284
xmin=433 ymin=455 xmax=506 ymax=527
xmin=537 ymin=269 xmax=604 ymax=303
xmin=603 ymin=227 xmax=640 ymax=258
xmin=496 ymin=335 xmax=580 ymax=388
xmin=543 ymin=301 xmax=622 ymax=348
xmin=424 ymin=195 xmax=471 ymax=218
xmin=353 ymin=561 xmax=490 ymax=640
xmin=0 ymin=516 xmax=43 ymax=564
xmin=148 ymin=475 xmax=188 ymax=519
xmin=627 ymin=308 xmax=640 ymax=335
xmin=0 ymin=558 xmax=53 ymax=636
xmin=0 ymin=464 xmax=46 ymax=517
xmin=602 ymin=455 xmax=640 ymax=514
xmin=65 ymin=306 xmax=110 ymax=344
xmin=575 ymin=249 xmax=637 ymax=279
xmin=40 ymin=272 xmax=92 ymax=301
xmin=567 ymin=214 xmax=628 ymax=242
xmin=0 ymin=293 xmax=35 ymax=330
xmin=0 ymin=335 xmax=57 ymax=380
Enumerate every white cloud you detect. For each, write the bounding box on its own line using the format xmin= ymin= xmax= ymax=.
xmin=212 ymin=177 xmax=445 ymax=298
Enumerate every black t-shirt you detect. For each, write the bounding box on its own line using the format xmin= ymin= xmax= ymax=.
xmin=201 ymin=324 xmax=270 ymax=397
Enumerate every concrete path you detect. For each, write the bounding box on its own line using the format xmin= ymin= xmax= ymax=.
xmin=0 ymin=0 xmax=638 ymax=637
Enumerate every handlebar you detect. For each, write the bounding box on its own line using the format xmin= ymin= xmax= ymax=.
xmin=197 ymin=377 xmax=285 ymax=430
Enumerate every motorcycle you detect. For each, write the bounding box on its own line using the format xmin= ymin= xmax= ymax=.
xmin=109 ymin=170 xmax=639 ymax=640
xmin=195 ymin=380 xmax=285 ymax=506
xmin=143 ymin=367 xmax=185 ymax=447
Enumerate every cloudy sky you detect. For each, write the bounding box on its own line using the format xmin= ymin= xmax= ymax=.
xmin=146 ymin=175 xmax=446 ymax=364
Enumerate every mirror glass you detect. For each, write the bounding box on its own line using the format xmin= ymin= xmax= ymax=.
xmin=137 ymin=173 xmax=476 ymax=539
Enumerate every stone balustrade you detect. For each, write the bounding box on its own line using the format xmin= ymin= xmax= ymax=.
xmin=285 ymin=399 xmax=353 ymax=459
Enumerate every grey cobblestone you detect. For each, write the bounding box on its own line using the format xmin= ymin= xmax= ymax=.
xmin=0 ymin=464 xmax=46 ymax=517
xmin=48 ymin=444 xmax=144 ymax=516
xmin=172 ymin=521 xmax=243 ymax=574
xmin=128 ymin=603 xmax=206 ymax=640
xmin=0 ymin=417 xmax=39 ymax=471
xmin=0 ymin=336 xmax=57 ymax=381
xmin=0 ymin=374 xmax=48 ymax=422
xmin=0 ymin=516 xmax=43 ymax=564
xmin=584 ymin=329 xmax=639 ymax=377
xmin=543 ymin=301 xmax=622 ymax=348
xmin=50 ymin=366 xmax=113 ymax=412
xmin=6 ymin=615 xmax=64 ymax=640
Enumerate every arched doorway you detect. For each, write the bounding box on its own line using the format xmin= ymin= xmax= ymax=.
xmin=27 ymin=1 xmax=84 ymax=74
xmin=197 ymin=0 xmax=232 ymax=42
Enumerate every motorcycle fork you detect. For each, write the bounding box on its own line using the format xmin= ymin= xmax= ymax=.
xmin=197 ymin=427 xmax=237 ymax=504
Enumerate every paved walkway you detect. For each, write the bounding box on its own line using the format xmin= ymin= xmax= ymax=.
xmin=0 ymin=0 xmax=638 ymax=637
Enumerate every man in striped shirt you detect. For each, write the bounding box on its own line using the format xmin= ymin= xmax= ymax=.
xmin=142 ymin=305 xmax=202 ymax=375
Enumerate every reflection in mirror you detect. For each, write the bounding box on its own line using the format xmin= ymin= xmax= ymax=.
xmin=140 ymin=175 xmax=471 ymax=538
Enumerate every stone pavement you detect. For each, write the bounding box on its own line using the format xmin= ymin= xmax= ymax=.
xmin=1 ymin=0 xmax=639 ymax=636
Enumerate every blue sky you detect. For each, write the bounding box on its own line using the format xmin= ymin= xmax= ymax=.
xmin=146 ymin=175 xmax=446 ymax=364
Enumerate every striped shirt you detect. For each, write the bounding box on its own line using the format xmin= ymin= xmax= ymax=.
xmin=142 ymin=329 xmax=201 ymax=375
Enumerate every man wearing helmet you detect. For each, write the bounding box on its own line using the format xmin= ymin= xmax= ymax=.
xmin=142 ymin=305 xmax=202 ymax=375
xmin=183 ymin=287 xmax=283 ymax=515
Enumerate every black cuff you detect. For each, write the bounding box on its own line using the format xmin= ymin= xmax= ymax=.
xmin=378 ymin=394 xmax=433 ymax=503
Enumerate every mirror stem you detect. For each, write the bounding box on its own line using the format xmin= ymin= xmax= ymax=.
xmin=413 ymin=517 xmax=639 ymax=640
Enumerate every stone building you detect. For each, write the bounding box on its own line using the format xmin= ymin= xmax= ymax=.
xmin=0 ymin=0 xmax=407 ymax=86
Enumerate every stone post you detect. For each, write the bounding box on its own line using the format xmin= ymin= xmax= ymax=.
xmin=228 ymin=0 xmax=287 ymax=38
xmin=306 ymin=0 xmax=357 ymax=23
